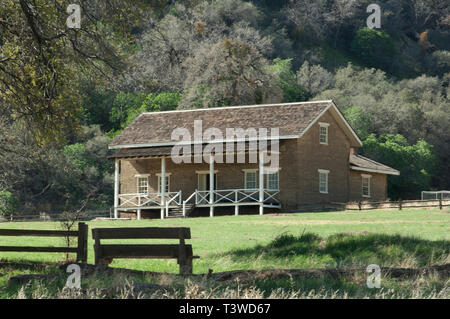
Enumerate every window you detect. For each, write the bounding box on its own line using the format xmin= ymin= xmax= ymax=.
xmin=362 ymin=175 xmax=371 ymax=197
xmin=266 ymin=171 xmax=279 ymax=190
xmin=244 ymin=170 xmax=258 ymax=190
xmin=319 ymin=122 xmax=329 ymax=144
xmin=318 ymin=169 xmax=329 ymax=194
xmin=136 ymin=176 xmax=149 ymax=194
xmin=157 ymin=174 xmax=171 ymax=193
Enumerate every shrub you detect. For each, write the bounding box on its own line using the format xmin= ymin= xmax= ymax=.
xmin=351 ymin=28 xmax=396 ymax=69
xmin=0 ymin=190 xmax=19 ymax=219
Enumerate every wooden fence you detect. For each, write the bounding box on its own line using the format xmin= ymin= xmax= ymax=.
xmin=330 ymin=199 xmax=450 ymax=211
xmin=0 ymin=222 xmax=88 ymax=263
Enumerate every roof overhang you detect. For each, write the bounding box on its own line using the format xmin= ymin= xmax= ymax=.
xmin=108 ymin=135 xmax=297 ymax=150
xmin=350 ymin=165 xmax=400 ymax=176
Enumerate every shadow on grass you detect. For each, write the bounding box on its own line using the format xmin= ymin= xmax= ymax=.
xmin=0 ymin=260 xmax=61 ymax=272
xmin=223 ymin=232 xmax=450 ymax=268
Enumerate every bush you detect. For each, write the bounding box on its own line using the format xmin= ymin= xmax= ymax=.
xmin=351 ymin=28 xmax=396 ymax=69
xmin=0 ymin=190 xmax=19 ymax=219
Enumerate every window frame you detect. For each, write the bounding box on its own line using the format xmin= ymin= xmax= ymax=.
xmin=243 ymin=169 xmax=258 ymax=190
xmin=318 ymin=169 xmax=329 ymax=194
xmin=319 ymin=122 xmax=329 ymax=145
xmin=135 ymin=174 xmax=150 ymax=194
xmin=362 ymin=174 xmax=371 ymax=198
xmin=266 ymin=171 xmax=279 ymax=190
xmin=156 ymin=173 xmax=171 ymax=193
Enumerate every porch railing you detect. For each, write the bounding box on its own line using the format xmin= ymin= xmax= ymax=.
xmin=195 ymin=189 xmax=280 ymax=205
xmin=165 ymin=191 xmax=182 ymax=217
xmin=118 ymin=191 xmax=182 ymax=208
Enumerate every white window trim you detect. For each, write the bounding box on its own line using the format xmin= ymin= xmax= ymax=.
xmin=136 ymin=176 xmax=149 ymax=194
xmin=195 ymin=170 xmax=218 ymax=174
xmin=319 ymin=122 xmax=329 ymax=145
xmin=362 ymin=174 xmax=372 ymax=198
xmin=265 ymin=171 xmax=280 ymax=191
xmin=318 ymin=169 xmax=329 ymax=194
xmin=135 ymin=174 xmax=150 ymax=178
xmin=157 ymin=174 xmax=171 ymax=193
xmin=243 ymin=169 xmax=258 ymax=190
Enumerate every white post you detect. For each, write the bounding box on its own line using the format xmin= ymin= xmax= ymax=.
xmin=209 ymin=154 xmax=214 ymax=217
xmin=114 ymin=159 xmax=120 ymax=219
xmin=235 ymin=205 xmax=239 ymax=216
xmin=137 ymin=209 xmax=141 ymax=220
xmin=259 ymin=151 xmax=264 ymax=215
xmin=160 ymin=157 xmax=166 ymax=219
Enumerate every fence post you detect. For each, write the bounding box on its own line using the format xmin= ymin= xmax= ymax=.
xmin=399 ymin=199 xmax=402 ymax=211
xmin=439 ymin=198 xmax=442 ymax=210
xmin=76 ymin=222 xmax=88 ymax=263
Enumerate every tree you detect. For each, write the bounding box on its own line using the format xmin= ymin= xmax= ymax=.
xmin=0 ymin=0 xmax=153 ymax=141
xmin=296 ymin=61 xmax=334 ymax=97
xmin=361 ymin=134 xmax=437 ymax=199
xmin=268 ymin=58 xmax=308 ymax=102
xmin=179 ymin=39 xmax=282 ymax=108
xmin=122 ymin=0 xmax=269 ymax=93
xmin=351 ymin=28 xmax=396 ymax=69
xmin=0 ymin=190 xmax=19 ymax=220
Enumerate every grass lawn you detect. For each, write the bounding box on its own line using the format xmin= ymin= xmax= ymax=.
xmin=0 ymin=208 xmax=449 ymax=298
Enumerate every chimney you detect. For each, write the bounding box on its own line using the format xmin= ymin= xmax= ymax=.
xmin=350 ymin=147 xmax=357 ymax=155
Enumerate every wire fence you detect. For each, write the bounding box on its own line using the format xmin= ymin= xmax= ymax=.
xmin=421 ymin=191 xmax=450 ymax=200
xmin=0 ymin=209 xmax=112 ymax=223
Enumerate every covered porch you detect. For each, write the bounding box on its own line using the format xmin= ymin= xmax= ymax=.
xmin=110 ymin=146 xmax=281 ymax=219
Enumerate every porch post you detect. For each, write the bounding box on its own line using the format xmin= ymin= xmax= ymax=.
xmin=160 ymin=157 xmax=166 ymax=219
xmin=259 ymin=151 xmax=264 ymax=215
xmin=209 ymin=154 xmax=214 ymax=217
xmin=114 ymin=159 xmax=120 ymax=219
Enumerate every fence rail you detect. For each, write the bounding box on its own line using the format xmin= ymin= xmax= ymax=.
xmin=0 ymin=222 xmax=88 ymax=263
xmin=330 ymin=199 xmax=450 ymax=211
xmin=0 ymin=210 xmax=111 ymax=223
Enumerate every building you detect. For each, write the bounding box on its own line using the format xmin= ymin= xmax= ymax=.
xmin=108 ymin=100 xmax=399 ymax=219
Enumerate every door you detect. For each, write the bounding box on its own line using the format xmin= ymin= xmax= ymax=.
xmin=198 ymin=173 xmax=217 ymax=191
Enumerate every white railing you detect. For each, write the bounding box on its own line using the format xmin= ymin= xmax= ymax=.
xmin=194 ymin=189 xmax=280 ymax=205
xmin=118 ymin=191 xmax=181 ymax=208
xmin=165 ymin=191 xmax=182 ymax=217
xmin=182 ymin=191 xmax=197 ymax=217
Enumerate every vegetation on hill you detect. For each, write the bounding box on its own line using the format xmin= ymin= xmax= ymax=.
xmin=0 ymin=0 xmax=449 ymax=215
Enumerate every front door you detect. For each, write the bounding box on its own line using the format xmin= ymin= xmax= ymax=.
xmin=198 ymin=173 xmax=217 ymax=191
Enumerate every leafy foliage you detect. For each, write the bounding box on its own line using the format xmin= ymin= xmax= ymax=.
xmin=351 ymin=28 xmax=396 ymax=69
xmin=0 ymin=190 xmax=19 ymax=218
xmin=361 ymin=134 xmax=438 ymax=199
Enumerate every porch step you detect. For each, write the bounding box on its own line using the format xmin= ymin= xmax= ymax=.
xmin=167 ymin=204 xmax=195 ymax=218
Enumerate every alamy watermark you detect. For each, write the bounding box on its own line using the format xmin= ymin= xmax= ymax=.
xmin=366 ymin=264 xmax=381 ymax=288
xmin=170 ymin=120 xmax=280 ymax=170
xmin=65 ymin=264 xmax=81 ymax=289
xmin=66 ymin=4 xmax=81 ymax=29
xmin=366 ymin=4 xmax=381 ymax=29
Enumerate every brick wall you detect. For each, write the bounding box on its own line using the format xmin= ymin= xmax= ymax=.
xmin=348 ymin=170 xmax=387 ymax=202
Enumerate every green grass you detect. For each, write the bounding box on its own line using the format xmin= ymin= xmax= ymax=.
xmin=0 ymin=208 xmax=449 ymax=273
xmin=0 ymin=208 xmax=448 ymax=298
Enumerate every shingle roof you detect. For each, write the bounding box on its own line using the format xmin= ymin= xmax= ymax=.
xmin=107 ymin=141 xmax=281 ymax=159
xmin=109 ymin=101 xmax=343 ymax=149
xmin=350 ymin=154 xmax=400 ymax=175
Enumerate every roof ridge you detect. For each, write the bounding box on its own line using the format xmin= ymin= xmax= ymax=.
xmin=139 ymin=100 xmax=333 ymax=116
